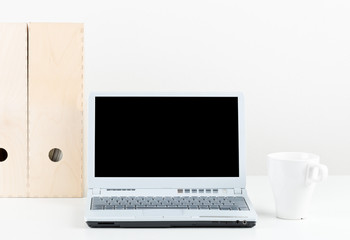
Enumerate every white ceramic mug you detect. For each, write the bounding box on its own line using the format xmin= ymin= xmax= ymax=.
xmin=267 ymin=152 xmax=328 ymax=220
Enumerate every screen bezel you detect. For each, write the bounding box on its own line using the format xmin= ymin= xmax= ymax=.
xmin=87 ymin=92 xmax=246 ymax=189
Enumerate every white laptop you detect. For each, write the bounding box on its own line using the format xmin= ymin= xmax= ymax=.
xmin=85 ymin=92 xmax=257 ymax=227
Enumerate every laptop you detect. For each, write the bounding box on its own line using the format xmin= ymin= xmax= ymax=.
xmin=85 ymin=92 xmax=257 ymax=227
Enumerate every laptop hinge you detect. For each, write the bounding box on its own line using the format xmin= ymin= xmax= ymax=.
xmin=234 ymin=188 xmax=242 ymax=194
xmin=92 ymin=188 xmax=101 ymax=195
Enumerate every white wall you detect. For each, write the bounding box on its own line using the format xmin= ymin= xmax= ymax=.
xmin=1 ymin=0 xmax=349 ymax=175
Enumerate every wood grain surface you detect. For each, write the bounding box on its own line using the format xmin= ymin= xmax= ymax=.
xmin=28 ymin=23 xmax=83 ymax=197
xmin=0 ymin=23 xmax=28 ymax=197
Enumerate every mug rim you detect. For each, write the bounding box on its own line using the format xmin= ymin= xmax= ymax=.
xmin=268 ymin=152 xmax=319 ymax=162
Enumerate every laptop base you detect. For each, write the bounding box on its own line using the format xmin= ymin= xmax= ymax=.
xmin=86 ymin=220 xmax=256 ymax=228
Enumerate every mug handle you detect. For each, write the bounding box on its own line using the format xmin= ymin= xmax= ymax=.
xmin=306 ymin=163 xmax=328 ymax=186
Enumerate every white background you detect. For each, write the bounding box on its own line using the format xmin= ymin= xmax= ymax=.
xmin=1 ymin=0 xmax=349 ymax=175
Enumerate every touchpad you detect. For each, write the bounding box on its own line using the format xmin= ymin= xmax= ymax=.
xmin=142 ymin=209 xmax=183 ymax=216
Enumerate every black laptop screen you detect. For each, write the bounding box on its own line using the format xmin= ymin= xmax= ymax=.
xmin=94 ymin=96 xmax=239 ymax=177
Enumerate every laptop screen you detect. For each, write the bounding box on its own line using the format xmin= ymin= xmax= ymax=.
xmin=94 ymin=96 xmax=239 ymax=177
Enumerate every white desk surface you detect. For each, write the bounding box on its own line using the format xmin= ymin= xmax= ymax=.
xmin=0 ymin=176 xmax=349 ymax=240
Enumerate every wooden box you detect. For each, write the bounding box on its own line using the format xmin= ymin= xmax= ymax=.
xmin=0 ymin=23 xmax=84 ymax=197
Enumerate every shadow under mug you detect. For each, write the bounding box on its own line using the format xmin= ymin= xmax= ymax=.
xmin=267 ymin=152 xmax=328 ymax=220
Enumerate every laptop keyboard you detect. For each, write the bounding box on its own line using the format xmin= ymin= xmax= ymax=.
xmin=91 ymin=196 xmax=249 ymax=211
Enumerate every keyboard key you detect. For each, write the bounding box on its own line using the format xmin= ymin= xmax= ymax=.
xmin=239 ymin=207 xmax=249 ymax=211
xmin=109 ymin=200 xmax=118 ymax=205
xmin=199 ymin=205 xmax=209 ymax=209
xmin=236 ymin=202 xmax=248 ymax=207
xmin=234 ymin=197 xmax=244 ymax=200
xmin=92 ymin=197 xmax=106 ymax=204
xmin=209 ymin=205 xmax=219 ymax=209
xmin=92 ymin=205 xmax=104 ymax=210
xmin=220 ymin=205 xmax=233 ymax=210
xmin=210 ymin=199 xmax=220 ymax=204
xmin=226 ymin=197 xmax=235 ymax=201
xmin=191 ymin=200 xmax=200 ymax=205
